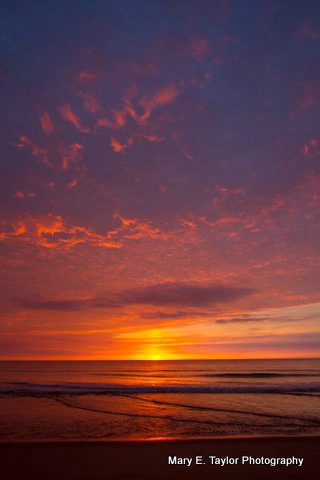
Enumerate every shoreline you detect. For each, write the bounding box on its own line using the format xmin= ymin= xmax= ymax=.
xmin=0 ymin=435 xmax=319 ymax=480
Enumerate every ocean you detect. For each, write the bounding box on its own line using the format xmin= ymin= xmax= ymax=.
xmin=0 ymin=359 xmax=319 ymax=441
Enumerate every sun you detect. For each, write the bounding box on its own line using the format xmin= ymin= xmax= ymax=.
xmin=149 ymin=354 xmax=161 ymax=361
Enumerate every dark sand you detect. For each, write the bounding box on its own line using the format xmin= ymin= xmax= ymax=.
xmin=0 ymin=436 xmax=318 ymax=480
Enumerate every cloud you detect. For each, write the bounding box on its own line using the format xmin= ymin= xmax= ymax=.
xmin=138 ymin=84 xmax=179 ymax=124
xmin=77 ymin=70 xmax=97 ymax=83
xmin=291 ymin=81 xmax=318 ymax=117
xmin=297 ymin=23 xmax=320 ymax=43
xmin=15 ymin=191 xmax=36 ymax=199
xmin=187 ymin=37 xmax=210 ymax=60
xmin=96 ymin=108 xmax=128 ymax=130
xmin=39 ymin=111 xmax=54 ymax=134
xmin=110 ymin=136 xmax=133 ymax=153
xmin=17 ymin=299 xmax=86 ymax=311
xmin=13 ymin=282 xmax=255 ymax=311
xmin=120 ymin=282 xmax=256 ymax=308
xmin=14 ymin=296 xmax=122 ymax=311
xmin=95 ymin=83 xmax=179 ymax=131
xmin=302 ymin=138 xmax=320 ymax=158
xmin=78 ymin=91 xmax=100 ymax=114
xmin=0 ymin=212 xmax=167 ymax=250
xmin=110 ymin=133 xmax=164 ymax=153
xmin=140 ymin=310 xmax=212 ymax=320
xmin=216 ymin=316 xmax=280 ymax=324
xmin=109 ymin=212 xmax=167 ymax=240
xmin=0 ymin=214 xmax=122 ymax=250
xmin=212 ymin=186 xmax=246 ymax=205
xmin=59 ymin=104 xmax=89 ymax=133
xmin=67 ymin=178 xmax=79 ymax=189
xmin=60 ymin=143 xmax=83 ymax=171
xmin=15 ymin=135 xmax=52 ymax=166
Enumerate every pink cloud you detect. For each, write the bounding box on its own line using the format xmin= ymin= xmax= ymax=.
xmin=126 ymin=63 xmax=157 ymax=76
xmin=138 ymin=84 xmax=179 ymax=124
xmin=15 ymin=191 xmax=36 ymax=198
xmin=78 ymin=92 xmax=100 ymax=114
xmin=67 ymin=178 xmax=79 ymax=189
xmin=15 ymin=135 xmax=52 ymax=166
xmin=187 ymin=37 xmax=210 ymax=60
xmin=110 ymin=137 xmax=133 ymax=153
xmin=212 ymin=186 xmax=245 ymax=205
xmin=98 ymin=83 xmax=178 ymax=129
xmin=77 ymin=70 xmax=97 ymax=82
xmin=297 ymin=23 xmax=320 ymax=42
xmin=302 ymin=139 xmax=320 ymax=158
xmin=60 ymin=143 xmax=83 ymax=171
xmin=142 ymin=134 xmax=164 ymax=142
xmin=291 ymin=81 xmax=317 ymax=117
xmin=110 ymin=133 xmax=164 ymax=153
xmin=95 ymin=109 xmax=127 ymax=131
xmin=39 ymin=111 xmax=54 ymax=134
xmin=111 ymin=212 xmax=167 ymax=241
xmin=95 ymin=78 xmax=196 ymax=133
xmin=59 ymin=104 xmax=89 ymax=133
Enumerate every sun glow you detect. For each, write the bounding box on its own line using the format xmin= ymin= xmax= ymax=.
xmin=150 ymin=354 xmax=161 ymax=361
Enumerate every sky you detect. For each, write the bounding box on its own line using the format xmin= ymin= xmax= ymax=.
xmin=0 ymin=0 xmax=320 ymax=360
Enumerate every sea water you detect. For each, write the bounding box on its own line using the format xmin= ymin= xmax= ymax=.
xmin=0 ymin=359 xmax=319 ymax=441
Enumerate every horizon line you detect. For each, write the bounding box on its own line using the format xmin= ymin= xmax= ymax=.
xmin=0 ymin=357 xmax=319 ymax=362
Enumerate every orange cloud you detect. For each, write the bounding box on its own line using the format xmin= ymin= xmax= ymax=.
xmin=106 ymin=212 xmax=168 ymax=241
xmin=67 ymin=178 xmax=79 ymax=189
xmin=179 ymin=218 xmax=197 ymax=229
xmin=0 ymin=214 xmax=122 ymax=250
xmin=39 ymin=111 xmax=54 ymax=134
xmin=112 ymin=109 xmax=127 ymax=128
xmin=15 ymin=191 xmax=36 ymax=198
xmin=0 ymin=212 xmax=170 ymax=250
xmin=142 ymin=134 xmax=164 ymax=142
xmin=110 ymin=137 xmax=133 ymax=153
xmin=15 ymin=191 xmax=24 ymax=198
xmin=59 ymin=104 xmax=89 ymax=133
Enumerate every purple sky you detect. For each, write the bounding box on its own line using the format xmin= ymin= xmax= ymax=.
xmin=1 ymin=0 xmax=320 ymax=359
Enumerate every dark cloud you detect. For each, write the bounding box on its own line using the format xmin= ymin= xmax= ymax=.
xmin=16 ymin=299 xmax=88 ymax=311
xmin=140 ymin=310 xmax=213 ymax=320
xmin=216 ymin=315 xmax=300 ymax=324
xmin=16 ymin=297 xmax=122 ymax=311
xmin=216 ymin=316 xmax=271 ymax=324
xmin=120 ymin=282 xmax=256 ymax=307
xmin=15 ymin=282 xmax=256 ymax=311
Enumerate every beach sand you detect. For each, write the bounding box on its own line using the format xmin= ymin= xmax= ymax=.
xmin=0 ymin=436 xmax=318 ymax=480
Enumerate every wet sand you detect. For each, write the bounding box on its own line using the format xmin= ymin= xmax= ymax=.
xmin=0 ymin=436 xmax=318 ymax=480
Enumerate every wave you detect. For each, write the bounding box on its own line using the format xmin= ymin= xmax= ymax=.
xmin=48 ymin=396 xmax=320 ymax=427
xmin=1 ymin=381 xmax=320 ymax=395
xmin=92 ymin=372 xmax=320 ymax=378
